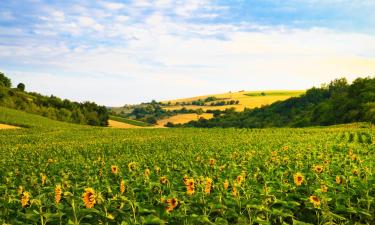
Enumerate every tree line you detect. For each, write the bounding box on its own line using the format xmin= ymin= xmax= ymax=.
xmin=0 ymin=72 xmax=108 ymax=126
xmin=169 ymin=77 xmax=375 ymax=128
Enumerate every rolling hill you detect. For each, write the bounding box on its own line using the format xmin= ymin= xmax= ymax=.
xmin=110 ymin=90 xmax=304 ymax=128
xmin=161 ymin=90 xmax=304 ymax=111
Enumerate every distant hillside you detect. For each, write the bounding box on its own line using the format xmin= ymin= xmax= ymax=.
xmin=110 ymin=90 xmax=304 ymax=127
xmin=173 ymin=77 xmax=375 ymax=128
xmin=0 ymin=72 xmax=109 ymax=126
xmin=161 ymin=90 xmax=304 ymax=111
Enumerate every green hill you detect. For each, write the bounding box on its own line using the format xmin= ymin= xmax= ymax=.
xmin=173 ymin=77 xmax=375 ymax=128
xmin=0 ymin=72 xmax=109 ymax=126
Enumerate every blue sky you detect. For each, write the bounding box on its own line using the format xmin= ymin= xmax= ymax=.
xmin=0 ymin=0 xmax=374 ymax=106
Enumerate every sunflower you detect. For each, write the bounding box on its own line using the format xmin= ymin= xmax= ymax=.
xmin=209 ymin=158 xmax=216 ymax=166
xmin=128 ymin=162 xmax=137 ymax=171
xmin=314 ymin=165 xmax=323 ymax=174
xmin=224 ymin=179 xmax=229 ymax=190
xmin=186 ymin=178 xmax=195 ymax=195
xmin=309 ymin=195 xmax=321 ymax=207
xmin=166 ymin=198 xmax=178 ymax=213
xmin=205 ymin=178 xmax=213 ymax=194
xmin=82 ymin=188 xmax=96 ymax=208
xmin=144 ymin=168 xmax=151 ymax=178
xmin=55 ymin=185 xmax=62 ymax=204
xmin=336 ymin=175 xmax=341 ymax=184
xmin=237 ymin=175 xmax=244 ymax=185
xmin=320 ymin=184 xmax=328 ymax=193
xmin=183 ymin=175 xmax=189 ymax=185
xmin=232 ymin=185 xmax=238 ymax=197
xmin=41 ymin=174 xmax=47 ymax=186
xmin=352 ymin=169 xmax=359 ymax=176
xmin=120 ymin=180 xmax=125 ymax=194
xmin=111 ymin=165 xmax=119 ymax=174
xmin=154 ymin=166 xmax=161 ymax=174
xmin=160 ymin=176 xmax=168 ymax=185
xmin=293 ymin=173 xmax=304 ymax=186
xmin=21 ymin=191 xmax=30 ymax=208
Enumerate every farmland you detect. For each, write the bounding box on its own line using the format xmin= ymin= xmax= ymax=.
xmin=161 ymin=90 xmax=304 ymax=111
xmin=0 ymin=107 xmax=374 ymax=224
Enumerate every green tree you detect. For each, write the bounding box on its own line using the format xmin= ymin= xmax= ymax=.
xmin=17 ymin=83 xmax=25 ymax=91
xmin=0 ymin=72 xmax=11 ymax=87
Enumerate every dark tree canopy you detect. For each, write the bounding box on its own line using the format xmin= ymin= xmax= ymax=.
xmin=17 ymin=83 xmax=25 ymax=91
xmin=175 ymin=77 xmax=375 ymax=128
xmin=0 ymin=72 xmax=11 ymax=88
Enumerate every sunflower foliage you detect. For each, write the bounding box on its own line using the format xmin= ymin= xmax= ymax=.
xmin=0 ymin=107 xmax=374 ymax=224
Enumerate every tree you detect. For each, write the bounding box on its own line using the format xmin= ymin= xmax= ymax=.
xmin=17 ymin=83 xmax=25 ymax=91
xmin=0 ymin=72 xmax=11 ymax=87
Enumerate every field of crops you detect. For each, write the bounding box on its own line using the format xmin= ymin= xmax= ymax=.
xmin=0 ymin=107 xmax=374 ymax=225
xmin=161 ymin=90 xmax=304 ymax=111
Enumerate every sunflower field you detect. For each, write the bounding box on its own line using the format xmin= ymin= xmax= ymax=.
xmin=0 ymin=107 xmax=374 ymax=225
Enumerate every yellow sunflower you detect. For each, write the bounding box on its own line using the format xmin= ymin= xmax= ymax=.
xmin=160 ymin=176 xmax=168 ymax=185
xmin=309 ymin=195 xmax=321 ymax=207
xmin=336 ymin=175 xmax=341 ymax=184
xmin=186 ymin=178 xmax=195 ymax=195
xmin=55 ymin=185 xmax=62 ymax=204
xmin=293 ymin=173 xmax=304 ymax=186
xmin=82 ymin=188 xmax=96 ymax=208
xmin=224 ymin=179 xmax=229 ymax=190
xmin=205 ymin=178 xmax=213 ymax=194
xmin=314 ymin=165 xmax=323 ymax=174
xmin=21 ymin=191 xmax=30 ymax=208
xmin=120 ymin=179 xmax=125 ymax=194
xmin=165 ymin=198 xmax=178 ymax=213
xmin=209 ymin=158 xmax=216 ymax=166
xmin=111 ymin=165 xmax=119 ymax=174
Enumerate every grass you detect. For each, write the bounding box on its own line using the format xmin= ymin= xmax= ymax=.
xmin=109 ymin=115 xmax=151 ymax=127
xmin=162 ymin=90 xmax=305 ymax=111
xmin=0 ymin=107 xmax=373 ymax=224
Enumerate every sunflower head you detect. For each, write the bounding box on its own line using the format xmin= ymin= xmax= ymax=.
xmin=320 ymin=184 xmax=328 ymax=193
xmin=183 ymin=175 xmax=189 ymax=185
xmin=55 ymin=185 xmax=62 ymax=204
xmin=314 ymin=165 xmax=323 ymax=173
xmin=41 ymin=174 xmax=47 ymax=186
xmin=21 ymin=191 xmax=30 ymax=208
xmin=293 ymin=173 xmax=304 ymax=186
xmin=120 ymin=179 xmax=125 ymax=194
xmin=128 ymin=162 xmax=137 ymax=171
xmin=166 ymin=198 xmax=178 ymax=213
xmin=309 ymin=195 xmax=321 ymax=207
xmin=336 ymin=175 xmax=341 ymax=184
xmin=160 ymin=176 xmax=168 ymax=185
xmin=205 ymin=178 xmax=213 ymax=194
xmin=237 ymin=175 xmax=244 ymax=185
xmin=224 ymin=179 xmax=229 ymax=190
xmin=144 ymin=168 xmax=151 ymax=178
xmin=111 ymin=165 xmax=119 ymax=174
xmin=82 ymin=188 xmax=96 ymax=208
xmin=186 ymin=178 xmax=195 ymax=195
xmin=232 ymin=185 xmax=238 ymax=197
xmin=209 ymin=158 xmax=216 ymax=166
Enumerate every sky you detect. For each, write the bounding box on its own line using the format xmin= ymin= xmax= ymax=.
xmin=0 ymin=0 xmax=374 ymax=106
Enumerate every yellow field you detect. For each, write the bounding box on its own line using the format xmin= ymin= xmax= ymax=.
xmin=0 ymin=123 xmax=20 ymax=129
xmin=108 ymin=119 xmax=143 ymax=129
xmin=156 ymin=113 xmax=213 ymax=127
xmin=162 ymin=90 xmax=304 ymax=111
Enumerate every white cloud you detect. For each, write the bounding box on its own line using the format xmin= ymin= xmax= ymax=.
xmin=1 ymin=0 xmax=374 ymax=105
xmin=101 ymin=2 xmax=126 ymax=10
